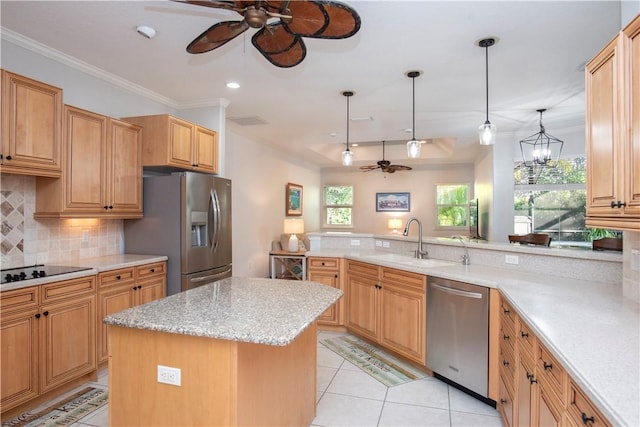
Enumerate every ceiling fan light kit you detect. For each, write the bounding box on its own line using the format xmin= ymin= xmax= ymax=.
xmin=406 ymin=70 xmax=422 ymax=158
xmin=178 ymin=0 xmax=361 ymax=68
xmin=478 ymin=37 xmax=497 ymax=146
xmin=341 ymin=91 xmax=354 ymax=166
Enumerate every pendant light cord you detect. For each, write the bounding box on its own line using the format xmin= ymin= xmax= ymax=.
xmin=346 ymin=94 xmax=350 ymax=150
xmin=484 ymin=44 xmax=489 ymax=122
xmin=412 ymin=75 xmax=416 ymax=140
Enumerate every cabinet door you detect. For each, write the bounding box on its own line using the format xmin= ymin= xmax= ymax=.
xmin=517 ymin=357 xmax=535 ymax=427
xmin=194 ymin=126 xmax=217 ymax=173
xmin=1 ymin=70 xmax=63 ymax=176
xmin=538 ymin=380 xmax=562 ymax=427
xmin=168 ymin=117 xmax=194 ymax=169
xmin=0 ymin=309 xmax=39 ymax=411
xmin=586 ymin=36 xmax=623 ymax=216
xmin=346 ymin=272 xmax=379 ymax=341
xmin=379 ymin=283 xmax=425 ymax=364
xmin=107 ymin=119 xmax=142 ymax=214
xmin=136 ymin=276 xmax=166 ymax=306
xmin=64 ymin=105 xmax=108 ymax=212
xmin=308 ymin=269 xmax=340 ymax=324
xmin=39 ymin=294 xmax=96 ymax=393
xmin=498 ymin=375 xmax=515 ymax=427
xmin=98 ymin=284 xmax=134 ymax=363
xmin=624 ymin=17 xmax=640 ymax=216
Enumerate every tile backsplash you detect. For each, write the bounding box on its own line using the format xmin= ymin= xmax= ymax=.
xmin=1 ymin=174 xmax=123 ymax=269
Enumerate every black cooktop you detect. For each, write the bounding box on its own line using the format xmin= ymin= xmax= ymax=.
xmin=1 ymin=265 xmax=93 ymax=284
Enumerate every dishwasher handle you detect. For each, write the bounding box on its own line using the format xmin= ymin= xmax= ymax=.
xmin=430 ymin=282 xmax=483 ymax=299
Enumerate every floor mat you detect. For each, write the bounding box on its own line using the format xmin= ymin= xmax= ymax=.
xmin=321 ymin=335 xmax=427 ymax=387
xmin=2 ymin=387 xmax=108 ymax=427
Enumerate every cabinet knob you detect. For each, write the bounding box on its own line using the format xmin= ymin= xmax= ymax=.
xmin=543 ymin=361 xmax=553 ymax=370
xmin=502 ymin=360 xmax=509 ymax=367
xmin=150 ymin=268 xmax=155 ymax=273
xmin=43 ymin=311 xmax=49 ymax=316
xmin=334 ymin=274 xmax=338 ymax=278
xmin=137 ymin=285 xmax=142 ymax=290
xmin=610 ymin=200 xmax=627 ymax=208
xmin=116 ymin=275 xmax=121 ymax=280
xmin=35 ymin=313 xmax=41 ymax=319
xmin=0 ymin=154 xmax=3 ymax=160
xmin=527 ymin=373 xmax=537 ymax=384
xmin=132 ymin=286 xmax=137 ymax=291
xmin=108 ymin=205 xmax=113 ymax=209
xmin=500 ymin=398 xmax=507 ymax=404
xmin=5 ymin=155 xmax=11 ymax=160
xmin=192 ymin=164 xmax=197 ymax=167
xmin=581 ymin=412 xmax=595 ymax=425
xmin=502 ymin=308 xmax=510 ymax=314
xmin=503 ymin=334 xmax=510 ymax=341
xmin=520 ymin=331 xmax=529 ymax=338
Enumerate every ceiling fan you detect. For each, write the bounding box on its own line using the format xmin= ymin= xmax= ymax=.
xmin=360 ymin=141 xmax=413 ymax=174
xmin=174 ymin=1 xmax=361 ymax=68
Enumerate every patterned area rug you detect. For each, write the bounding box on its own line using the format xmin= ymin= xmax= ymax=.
xmin=321 ymin=335 xmax=427 ymax=387
xmin=2 ymin=387 xmax=108 ymax=427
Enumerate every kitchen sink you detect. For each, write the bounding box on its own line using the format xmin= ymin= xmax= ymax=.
xmin=362 ymin=253 xmax=456 ymax=269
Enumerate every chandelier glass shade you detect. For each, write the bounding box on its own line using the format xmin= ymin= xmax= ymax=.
xmin=406 ymin=71 xmax=422 ymax=158
xmin=478 ymin=38 xmax=497 ymax=145
xmin=341 ymin=91 xmax=354 ymax=166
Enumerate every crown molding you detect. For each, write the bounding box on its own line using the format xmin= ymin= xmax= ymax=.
xmin=0 ymin=27 xmax=229 ymax=111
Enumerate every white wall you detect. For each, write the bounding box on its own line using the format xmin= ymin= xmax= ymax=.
xmin=320 ymin=164 xmax=475 ymax=237
xmin=224 ymin=130 xmax=320 ymax=278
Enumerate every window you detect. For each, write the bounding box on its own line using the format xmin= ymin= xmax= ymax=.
xmin=324 ymin=185 xmax=353 ymax=227
xmin=436 ymin=184 xmax=469 ymax=227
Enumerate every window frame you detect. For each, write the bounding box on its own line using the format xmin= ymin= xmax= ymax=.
xmin=323 ymin=185 xmax=354 ymax=229
xmin=434 ymin=183 xmax=471 ymax=230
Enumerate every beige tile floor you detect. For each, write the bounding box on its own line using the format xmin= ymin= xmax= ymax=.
xmin=33 ymin=330 xmax=502 ymax=427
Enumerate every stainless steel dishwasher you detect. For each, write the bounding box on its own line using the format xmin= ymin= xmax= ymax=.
xmin=426 ymin=277 xmax=489 ymax=401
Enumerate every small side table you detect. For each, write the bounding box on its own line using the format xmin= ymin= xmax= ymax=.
xmin=269 ymin=250 xmax=307 ymax=280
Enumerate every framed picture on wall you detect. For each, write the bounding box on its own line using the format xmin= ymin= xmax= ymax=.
xmin=286 ymin=183 xmax=303 ymax=216
xmin=376 ymin=192 xmax=410 ymax=212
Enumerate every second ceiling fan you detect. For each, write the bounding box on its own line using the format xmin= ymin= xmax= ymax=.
xmin=360 ymin=141 xmax=412 ymax=174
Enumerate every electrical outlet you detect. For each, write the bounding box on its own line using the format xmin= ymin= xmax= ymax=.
xmin=505 ymin=255 xmax=519 ymax=265
xmin=157 ymin=365 xmax=181 ymax=386
xmin=382 ymin=241 xmax=390 ymax=248
xmin=375 ymin=240 xmax=383 ymax=247
xmin=350 ymin=239 xmax=360 ymax=246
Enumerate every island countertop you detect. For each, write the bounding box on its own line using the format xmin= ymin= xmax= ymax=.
xmin=103 ymin=277 xmax=342 ymax=346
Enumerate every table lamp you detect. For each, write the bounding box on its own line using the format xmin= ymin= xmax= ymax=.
xmin=283 ymin=218 xmax=304 ymax=252
xmin=388 ymin=218 xmax=403 ymax=234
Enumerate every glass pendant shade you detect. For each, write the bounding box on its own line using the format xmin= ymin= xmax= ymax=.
xmin=342 ymin=148 xmax=353 ymax=166
xmin=478 ymin=121 xmax=497 ymax=145
xmin=407 ymin=139 xmax=421 ymax=158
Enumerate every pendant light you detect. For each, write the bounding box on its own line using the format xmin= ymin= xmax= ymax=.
xmin=478 ymin=38 xmax=497 ymax=145
xmin=520 ymin=108 xmax=564 ymax=168
xmin=406 ymin=71 xmax=422 ymax=158
xmin=341 ymin=91 xmax=354 ymax=166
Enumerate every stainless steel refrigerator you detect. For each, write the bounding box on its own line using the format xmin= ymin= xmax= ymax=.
xmin=124 ymin=172 xmax=232 ymax=295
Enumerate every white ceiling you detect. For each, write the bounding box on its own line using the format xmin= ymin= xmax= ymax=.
xmin=0 ymin=1 xmax=624 ymax=168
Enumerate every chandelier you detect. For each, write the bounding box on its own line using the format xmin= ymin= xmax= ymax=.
xmin=519 ymin=109 xmax=563 ymax=182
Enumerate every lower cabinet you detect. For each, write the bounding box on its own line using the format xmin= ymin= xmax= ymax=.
xmin=97 ymin=261 xmax=166 ymax=363
xmin=0 ymin=276 xmax=97 ymax=414
xmin=498 ymin=293 xmax=611 ymax=427
xmin=346 ymin=260 xmax=426 ymax=365
xmin=306 ymin=257 xmax=344 ymax=325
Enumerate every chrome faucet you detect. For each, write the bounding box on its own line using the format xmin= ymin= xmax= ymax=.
xmin=452 ymin=235 xmax=471 ymax=265
xmin=403 ymin=218 xmax=428 ymax=259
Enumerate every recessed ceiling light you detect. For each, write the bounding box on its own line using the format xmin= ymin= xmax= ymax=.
xmin=136 ymin=26 xmax=156 ymax=39
xmin=329 ymin=132 xmax=337 ymax=137
xmin=226 ymin=82 xmax=240 ymax=89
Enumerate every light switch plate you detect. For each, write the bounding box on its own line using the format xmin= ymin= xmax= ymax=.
xmin=505 ymin=255 xmax=519 ymax=265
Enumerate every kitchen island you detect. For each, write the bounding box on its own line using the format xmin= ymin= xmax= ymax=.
xmin=103 ymin=277 xmax=342 ymax=427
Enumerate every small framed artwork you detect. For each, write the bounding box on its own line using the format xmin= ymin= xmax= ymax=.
xmin=376 ymin=192 xmax=410 ymax=212
xmin=286 ymin=182 xmax=303 ymax=216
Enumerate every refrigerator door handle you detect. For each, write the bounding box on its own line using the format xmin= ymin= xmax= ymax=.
xmin=210 ymin=189 xmax=221 ymax=253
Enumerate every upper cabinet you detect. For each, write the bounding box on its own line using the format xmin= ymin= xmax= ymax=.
xmin=122 ymin=114 xmax=218 ymax=174
xmin=586 ymin=15 xmax=640 ymax=230
xmin=35 ymin=105 xmax=142 ymax=218
xmin=0 ymin=70 xmax=63 ymax=177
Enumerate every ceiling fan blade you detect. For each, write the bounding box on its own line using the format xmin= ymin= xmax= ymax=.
xmin=174 ymin=0 xmax=244 ymax=13
xmin=252 ymin=24 xmax=306 ymax=67
xmin=187 ymin=20 xmax=249 ymax=53
xmin=281 ymin=1 xmax=328 ymax=37
xmin=360 ymin=165 xmax=380 ymax=171
xmin=309 ymin=1 xmax=361 ymax=39
xmin=389 ymin=165 xmax=412 ymax=171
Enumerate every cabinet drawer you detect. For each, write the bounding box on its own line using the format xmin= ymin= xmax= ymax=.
xmin=517 ymin=318 xmax=537 ymax=361
xmin=499 ymin=298 xmax=516 ymax=331
xmin=41 ymin=276 xmax=96 ymax=303
xmin=499 ymin=315 xmax=516 ymax=355
xmin=136 ymin=262 xmax=166 ymax=279
xmin=347 ymin=260 xmax=379 ymax=278
xmin=537 ymin=343 xmax=566 ymax=402
xmin=568 ymin=381 xmax=611 ymax=427
xmin=499 ymin=337 xmax=516 ymax=387
xmin=99 ymin=268 xmax=135 ymax=287
xmin=307 ymin=257 xmax=339 ymax=270
xmin=0 ymin=286 xmax=39 ymax=313
xmin=381 ymin=267 xmax=425 ymax=291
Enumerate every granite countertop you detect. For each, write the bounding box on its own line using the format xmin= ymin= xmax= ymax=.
xmin=0 ymin=254 xmax=168 ymax=292
xmin=306 ymin=249 xmax=640 ymax=427
xmin=103 ymin=277 xmax=343 ymax=346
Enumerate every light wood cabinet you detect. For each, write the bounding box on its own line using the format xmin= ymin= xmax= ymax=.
xmin=345 ymin=260 xmax=426 ymax=365
xmin=307 ymin=257 xmax=344 ymax=326
xmin=35 ymin=105 xmax=142 ymax=218
xmin=97 ymin=261 xmax=166 ymax=364
xmin=0 ymin=70 xmax=63 ymax=177
xmin=0 ymin=276 xmax=96 ymax=414
xmin=122 ymin=114 xmax=218 ymax=174
xmin=586 ymin=14 xmax=640 ymax=230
